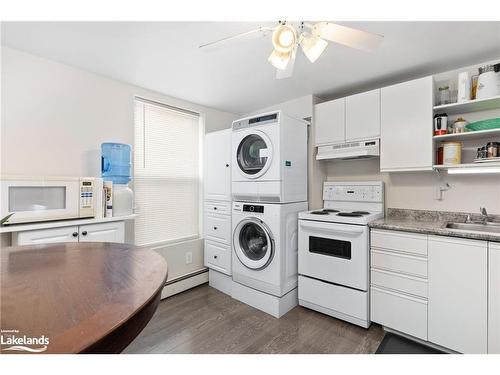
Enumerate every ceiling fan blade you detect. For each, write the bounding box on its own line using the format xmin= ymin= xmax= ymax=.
xmin=276 ymin=46 xmax=297 ymax=79
xmin=310 ymin=22 xmax=383 ymax=52
xmin=199 ymin=26 xmax=274 ymax=50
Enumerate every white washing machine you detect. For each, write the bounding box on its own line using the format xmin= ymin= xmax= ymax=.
xmin=231 ymin=201 xmax=308 ymax=299
xmin=231 ymin=111 xmax=308 ymax=203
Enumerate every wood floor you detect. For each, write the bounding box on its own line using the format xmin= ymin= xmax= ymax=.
xmin=124 ymin=283 xmax=385 ymax=354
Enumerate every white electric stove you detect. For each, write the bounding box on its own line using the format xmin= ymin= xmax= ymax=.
xmin=298 ymin=181 xmax=384 ymax=328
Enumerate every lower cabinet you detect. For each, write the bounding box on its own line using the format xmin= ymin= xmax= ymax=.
xmin=78 ymin=222 xmax=125 ymax=243
xmin=13 ymin=221 xmax=125 ymax=246
xmin=428 ymin=236 xmax=488 ymax=354
xmin=370 ymin=229 xmax=429 ymax=341
xmin=14 ymin=225 xmax=80 ymax=245
xmin=204 ymin=240 xmax=231 ymax=275
xmin=489 ymin=242 xmax=500 ymax=354
xmin=203 ymin=200 xmax=232 ymax=276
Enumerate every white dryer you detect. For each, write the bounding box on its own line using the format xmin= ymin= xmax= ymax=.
xmin=231 ymin=201 xmax=308 ymax=298
xmin=231 ymin=111 xmax=308 ymax=203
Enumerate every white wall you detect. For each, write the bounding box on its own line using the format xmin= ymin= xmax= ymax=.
xmin=326 ymin=158 xmax=500 ymax=214
xmin=1 ymin=46 xmax=238 ymax=282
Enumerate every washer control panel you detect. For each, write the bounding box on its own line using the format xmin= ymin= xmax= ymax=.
xmin=233 ymin=202 xmax=264 ymax=213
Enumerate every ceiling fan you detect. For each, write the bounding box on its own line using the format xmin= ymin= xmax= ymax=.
xmin=199 ymin=21 xmax=384 ymax=79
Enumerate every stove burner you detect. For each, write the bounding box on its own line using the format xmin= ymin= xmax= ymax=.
xmin=311 ymin=210 xmax=329 ymax=215
xmin=322 ymin=209 xmax=340 ymax=213
xmin=351 ymin=211 xmax=370 ymax=215
xmin=337 ymin=212 xmax=364 ymax=217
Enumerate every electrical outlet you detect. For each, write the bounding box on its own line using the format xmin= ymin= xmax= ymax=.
xmin=185 ymin=252 xmax=193 ymax=264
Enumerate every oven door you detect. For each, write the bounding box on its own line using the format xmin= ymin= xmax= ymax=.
xmin=1 ymin=179 xmax=80 ymax=224
xmin=298 ymin=219 xmax=369 ymax=291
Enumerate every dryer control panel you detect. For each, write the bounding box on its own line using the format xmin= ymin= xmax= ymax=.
xmin=233 ymin=202 xmax=264 ymax=213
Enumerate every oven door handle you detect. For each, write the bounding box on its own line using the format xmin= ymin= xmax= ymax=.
xmin=299 ymin=221 xmax=365 ymax=235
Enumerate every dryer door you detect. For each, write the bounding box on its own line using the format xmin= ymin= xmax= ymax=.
xmin=233 ymin=218 xmax=274 ymax=270
xmin=235 ymin=130 xmax=273 ymax=179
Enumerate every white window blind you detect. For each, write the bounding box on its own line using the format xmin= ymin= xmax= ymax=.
xmin=134 ymin=98 xmax=201 ymax=246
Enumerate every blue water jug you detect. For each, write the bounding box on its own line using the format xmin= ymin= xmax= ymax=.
xmin=101 ymin=142 xmax=132 ymax=184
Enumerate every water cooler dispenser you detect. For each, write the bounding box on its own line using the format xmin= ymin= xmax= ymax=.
xmin=101 ymin=142 xmax=134 ymax=216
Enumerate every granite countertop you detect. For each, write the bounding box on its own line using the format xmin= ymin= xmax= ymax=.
xmin=369 ymin=208 xmax=500 ymax=242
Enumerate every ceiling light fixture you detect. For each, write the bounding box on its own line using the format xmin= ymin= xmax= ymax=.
xmin=271 ymin=24 xmax=297 ymax=53
xmin=268 ymin=49 xmax=291 ymax=70
xmin=300 ymin=33 xmax=328 ymax=63
xmin=199 ymin=21 xmax=384 ymax=79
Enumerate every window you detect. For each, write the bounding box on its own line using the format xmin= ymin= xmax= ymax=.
xmin=134 ymin=98 xmax=202 ymax=246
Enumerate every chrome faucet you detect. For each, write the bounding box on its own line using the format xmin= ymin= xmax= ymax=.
xmin=480 ymin=207 xmax=489 ymax=224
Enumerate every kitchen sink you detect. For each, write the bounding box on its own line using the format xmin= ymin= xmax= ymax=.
xmin=446 ymin=222 xmax=500 ymax=234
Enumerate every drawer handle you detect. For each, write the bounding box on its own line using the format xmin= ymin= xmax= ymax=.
xmin=214 ymin=255 xmax=218 ymax=259
xmin=213 ymin=207 xmax=217 ymax=210
xmin=72 ymin=232 xmax=78 ymax=237
xmin=81 ymin=231 xmax=88 ymax=236
xmin=225 ymin=164 xmax=229 ymax=167
xmin=213 ymin=226 xmax=218 ymax=230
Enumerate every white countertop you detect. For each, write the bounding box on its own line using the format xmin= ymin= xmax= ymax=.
xmin=0 ymin=214 xmax=137 ymax=234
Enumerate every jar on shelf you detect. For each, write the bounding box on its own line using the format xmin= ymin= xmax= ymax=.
xmin=443 ymin=142 xmax=462 ymax=165
xmin=438 ymin=85 xmax=451 ymax=105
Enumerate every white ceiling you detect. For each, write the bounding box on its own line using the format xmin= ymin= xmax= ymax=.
xmin=2 ymin=21 xmax=500 ymax=114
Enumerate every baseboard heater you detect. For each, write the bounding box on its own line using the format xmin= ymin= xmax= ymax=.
xmin=164 ymin=268 xmax=208 ymax=286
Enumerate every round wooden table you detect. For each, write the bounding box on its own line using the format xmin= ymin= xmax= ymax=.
xmin=0 ymin=242 xmax=168 ymax=354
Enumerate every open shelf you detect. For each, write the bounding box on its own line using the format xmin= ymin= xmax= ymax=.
xmin=433 ymin=162 xmax=500 ymax=173
xmin=433 ymin=128 xmax=500 ymax=142
xmin=433 ymin=95 xmax=500 ymax=115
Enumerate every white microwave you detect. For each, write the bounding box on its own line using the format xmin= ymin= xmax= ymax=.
xmin=1 ymin=176 xmax=103 ymax=225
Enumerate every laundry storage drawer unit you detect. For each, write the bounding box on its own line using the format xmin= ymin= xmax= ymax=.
xmin=370 ymin=229 xmax=429 ymax=340
xmin=203 ymin=129 xmax=232 ymax=277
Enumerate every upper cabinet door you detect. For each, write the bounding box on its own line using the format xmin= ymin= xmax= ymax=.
xmin=428 ymin=236 xmax=488 ymax=354
xmin=314 ymin=98 xmax=345 ymax=146
xmin=345 ymin=89 xmax=380 ymax=141
xmin=205 ymin=129 xmax=231 ymax=202
xmin=380 ymin=76 xmax=433 ymax=172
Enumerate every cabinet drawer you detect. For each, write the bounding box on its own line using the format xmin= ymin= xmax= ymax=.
xmin=371 ymin=268 xmax=427 ymax=298
xmin=204 ymin=201 xmax=231 ymax=215
xmin=204 ymin=214 xmax=231 ymax=244
xmin=371 ymin=286 xmax=428 ymax=340
xmin=371 ymin=249 xmax=427 ymax=278
xmin=204 ymin=240 xmax=231 ymax=275
xmin=371 ymin=229 xmax=427 ymax=256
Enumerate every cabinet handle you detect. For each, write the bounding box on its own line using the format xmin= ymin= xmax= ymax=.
xmin=72 ymin=232 xmax=78 ymax=237
xmin=81 ymin=231 xmax=88 ymax=236
xmin=225 ymin=164 xmax=229 ymax=167
xmin=214 ymin=255 xmax=218 ymax=259
xmin=213 ymin=207 xmax=217 ymax=210
xmin=213 ymin=227 xmax=217 ymax=230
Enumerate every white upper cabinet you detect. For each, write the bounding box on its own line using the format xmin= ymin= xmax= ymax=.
xmin=345 ymin=89 xmax=380 ymax=141
xmin=489 ymin=242 xmax=500 ymax=354
xmin=380 ymin=76 xmax=433 ymax=172
xmin=428 ymin=236 xmax=488 ymax=353
xmin=314 ymin=98 xmax=345 ymax=146
xmin=204 ymin=129 xmax=231 ymax=201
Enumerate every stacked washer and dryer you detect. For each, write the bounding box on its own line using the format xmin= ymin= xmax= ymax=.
xmin=229 ymin=111 xmax=308 ymax=318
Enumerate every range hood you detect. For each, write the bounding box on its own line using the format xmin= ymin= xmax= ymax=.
xmin=316 ymin=139 xmax=380 ymax=161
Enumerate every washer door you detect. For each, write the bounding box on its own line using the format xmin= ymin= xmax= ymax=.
xmin=233 ymin=218 xmax=274 ymax=270
xmin=236 ymin=131 xmax=273 ymax=179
